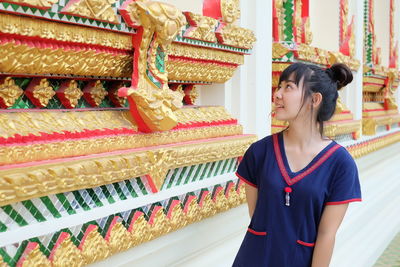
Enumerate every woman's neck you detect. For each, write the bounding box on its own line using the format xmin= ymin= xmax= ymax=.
xmin=284 ymin=119 xmax=322 ymax=149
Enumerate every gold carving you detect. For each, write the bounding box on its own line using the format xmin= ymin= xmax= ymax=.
xmin=0 ymin=77 xmax=23 ymax=108
xmin=0 ymin=257 xmax=6 ymax=267
xmin=183 ymin=12 xmax=218 ymax=42
xmin=51 ymin=236 xmax=85 ymax=267
xmin=121 ymin=0 xmax=186 ymax=132
xmin=272 ymin=43 xmax=290 ymax=59
xmin=61 ymin=80 xmax=83 ymax=108
xmin=200 ymin=193 xmax=217 ymax=218
xmin=293 ymin=0 xmax=303 ymax=43
xmin=107 ymin=221 xmax=132 ymax=253
xmin=0 ymin=13 xmax=131 ymax=50
xmin=62 ymin=0 xmax=119 ymax=24
xmin=149 ymin=207 xmax=170 ymax=239
xmin=19 ymin=243 xmax=51 ymax=267
xmin=168 ymin=43 xmax=244 ymax=65
xmin=167 ymin=58 xmax=236 ymax=83
xmin=32 ymin=79 xmax=55 ymax=107
xmin=0 ymin=106 xmax=235 ymax=138
xmin=168 ymin=202 xmax=186 ymax=231
xmin=218 ymin=24 xmax=256 ymax=49
xmin=0 ymin=42 xmax=132 ymax=77
xmin=4 ymin=0 xmax=58 ymax=8
xmin=221 ymin=0 xmax=240 ymax=24
xmin=83 ymin=80 xmax=108 ymax=107
xmin=324 ymin=120 xmax=361 ymax=138
xmin=0 ymin=135 xmax=255 ymax=206
xmin=79 ymin=226 xmax=110 ymax=264
xmin=0 ymin=125 xmax=243 ymax=165
xmin=130 ymin=213 xmax=151 ymax=245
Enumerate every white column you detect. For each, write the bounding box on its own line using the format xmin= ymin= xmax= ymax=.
xmin=236 ymin=0 xmax=272 ymax=139
xmin=351 ymin=0 xmax=364 ymax=121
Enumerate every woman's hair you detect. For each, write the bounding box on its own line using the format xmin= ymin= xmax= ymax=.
xmin=278 ymin=62 xmax=353 ymax=137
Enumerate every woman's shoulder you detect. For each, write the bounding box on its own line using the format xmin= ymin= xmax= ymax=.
xmin=331 ymin=142 xmax=357 ymax=167
xmin=248 ymin=134 xmax=275 ymax=153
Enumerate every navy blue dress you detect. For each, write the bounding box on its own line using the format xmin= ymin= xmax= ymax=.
xmin=232 ymin=132 xmax=362 ymax=267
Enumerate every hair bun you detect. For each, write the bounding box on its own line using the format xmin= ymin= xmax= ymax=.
xmin=325 ymin=63 xmax=353 ymax=90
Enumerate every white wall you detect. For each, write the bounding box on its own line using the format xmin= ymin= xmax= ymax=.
xmin=309 ymin=0 xmax=340 ymax=51
xmin=374 ymin=0 xmax=390 ymax=67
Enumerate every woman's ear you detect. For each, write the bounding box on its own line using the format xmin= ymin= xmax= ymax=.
xmin=311 ymin=93 xmax=323 ymax=108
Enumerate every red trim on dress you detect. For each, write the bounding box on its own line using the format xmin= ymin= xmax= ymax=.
xmin=247 ymin=228 xmax=267 ymax=236
xmin=235 ymin=172 xmax=257 ymax=188
xmin=297 ymin=240 xmax=315 ymax=247
xmin=273 ymin=134 xmax=341 ymax=186
xmin=325 ymin=198 xmax=362 ymax=205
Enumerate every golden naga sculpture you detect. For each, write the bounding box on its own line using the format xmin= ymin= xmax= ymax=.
xmin=119 ymin=0 xmax=186 ymax=132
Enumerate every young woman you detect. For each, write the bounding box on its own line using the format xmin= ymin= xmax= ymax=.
xmin=232 ymin=63 xmax=362 ymax=267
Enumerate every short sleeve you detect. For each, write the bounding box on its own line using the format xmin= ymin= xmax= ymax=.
xmin=235 ymin=144 xmax=258 ymax=188
xmin=325 ymin=150 xmax=362 ymax=205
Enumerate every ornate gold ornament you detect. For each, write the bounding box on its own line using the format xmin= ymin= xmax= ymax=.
xmin=25 ymin=78 xmax=55 ymax=108
xmin=83 ymin=80 xmax=108 ymax=107
xmin=3 ymin=0 xmax=59 ymax=8
xmin=0 ymin=13 xmax=132 ymax=50
xmin=216 ymin=24 xmax=256 ymax=49
xmin=0 ymin=106 xmax=235 ymax=138
xmin=79 ymin=225 xmax=110 ymax=264
xmin=56 ymin=80 xmax=84 ymax=108
xmin=106 ymin=220 xmax=133 ymax=253
xmin=183 ymin=12 xmax=218 ymax=42
xmin=324 ymin=120 xmax=361 ymax=139
xmin=272 ymin=43 xmax=290 ymax=59
xmin=50 ymin=234 xmax=85 ymax=267
xmin=0 ymin=77 xmax=23 ymax=108
xmin=0 ymin=42 xmax=132 ymax=78
xmin=221 ymin=0 xmax=240 ymax=24
xmin=119 ymin=0 xmax=187 ymax=132
xmin=0 ymin=135 xmax=255 ymax=206
xmin=168 ymin=43 xmax=244 ymax=65
xmin=61 ymin=0 xmax=119 ymax=24
xmin=0 ymin=125 xmax=243 ymax=165
xmin=348 ymin=131 xmax=400 ymax=159
xmin=18 ymin=242 xmax=51 ymax=267
xmin=167 ymin=59 xmax=236 ymax=83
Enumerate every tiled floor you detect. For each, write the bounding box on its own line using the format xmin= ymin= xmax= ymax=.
xmin=373 ymin=231 xmax=400 ymax=267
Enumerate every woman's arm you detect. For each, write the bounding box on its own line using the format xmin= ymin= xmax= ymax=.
xmin=244 ymin=184 xmax=258 ymax=217
xmin=311 ymin=204 xmax=349 ymax=267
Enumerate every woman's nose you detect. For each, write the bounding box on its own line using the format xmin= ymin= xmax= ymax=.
xmin=274 ymin=87 xmax=282 ymax=100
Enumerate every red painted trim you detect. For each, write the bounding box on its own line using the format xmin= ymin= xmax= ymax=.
xmin=105 ymin=216 xmax=119 ymax=241
xmin=16 ymin=242 xmax=39 ymax=267
xmin=235 ymin=172 xmax=257 ymax=188
xmin=167 ymin=199 xmax=181 ymax=218
xmin=199 ymin=190 xmax=210 ymax=207
xmin=225 ymin=181 xmax=235 ymax=197
xmin=202 ymin=0 xmax=223 ymax=21
xmin=273 ymin=134 xmax=341 ymax=186
xmin=325 ymin=198 xmax=362 ymax=205
xmin=78 ymin=224 xmax=97 ymax=250
xmin=49 ymin=232 xmax=70 ymax=261
xmin=212 ymin=186 xmax=224 ymax=202
xmin=247 ymin=228 xmax=267 ymax=236
xmin=128 ymin=211 xmax=144 ymax=232
xmin=183 ymin=195 xmax=197 ymax=213
xmin=297 ymin=240 xmax=315 ymax=247
xmin=144 ymin=174 xmax=158 ymax=193
xmin=149 ymin=206 xmax=163 ymax=225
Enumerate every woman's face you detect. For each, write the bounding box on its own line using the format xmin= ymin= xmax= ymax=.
xmin=273 ymin=74 xmax=310 ymax=122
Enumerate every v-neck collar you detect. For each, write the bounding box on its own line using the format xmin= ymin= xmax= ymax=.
xmin=273 ymin=132 xmax=341 ymax=186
